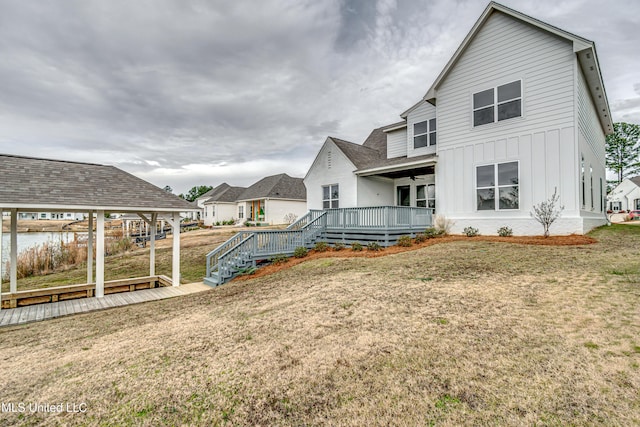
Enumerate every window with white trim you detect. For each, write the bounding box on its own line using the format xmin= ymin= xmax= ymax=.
xmin=476 ymin=161 xmax=519 ymax=210
xmin=238 ymin=205 xmax=244 ymax=219
xmin=581 ymin=155 xmax=585 ymax=208
xmin=322 ymin=184 xmax=339 ymax=209
xmin=590 ymin=165 xmax=594 ymax=210
xmin=413 ymin=118 xmax=436 ymax=148
xmin=416 ymin=184 xmax=436 ymax=211
xmin=599 ymin=178 xmax=603 ymax=212
xmin=473 ymin=80 xmax=522 ymax=126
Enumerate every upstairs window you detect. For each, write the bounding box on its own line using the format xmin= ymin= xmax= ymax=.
xmin=473 ymin=80 xmax=522 ymax=126
xmin=322 ymin=184 xmax=339 ymax=209
xmin=413 ymin=118 xmax=436 ymax=149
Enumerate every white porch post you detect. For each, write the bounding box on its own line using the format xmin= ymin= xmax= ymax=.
xmin=150 ymin=213 xmax=157 ymax=277
xmin=96 ymin=210 xmax=105 ymax=298
xmin=172 ymin=212 xmax=180 ymax=286
xmin=87 ymin=212 xmax=93 ymax=284
xmin=10 ymin=209 xmax=17 ymax=294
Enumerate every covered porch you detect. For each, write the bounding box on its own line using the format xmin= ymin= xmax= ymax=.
xmin=356 ymin=161 xmax=437 ymax=211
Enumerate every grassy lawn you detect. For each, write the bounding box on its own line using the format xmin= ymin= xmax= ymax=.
xmin=0 ymin=225 xmax=639 ymax=425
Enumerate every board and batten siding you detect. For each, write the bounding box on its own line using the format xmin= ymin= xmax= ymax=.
xmin=406 ymin=102 xmax=437 ymax=158
xmin=434 ymin=10 xmax=587 ymax=235
xmin=577 ymin=63 xmax=607 ymax=226
xmin=304 ymin=139 xmax=358 ymax=210
xmin=386 ymin=128 xmax=407 ymax=158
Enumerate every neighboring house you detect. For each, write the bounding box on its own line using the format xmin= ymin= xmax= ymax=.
xmin=236 ymin=174 xmax=307 ymax=225
xmin=607 ymin=177 xmax=640 ymax=212
xmin=202 ymin=183 xmax=247 ymax=226
xmin=18 ymin=212 xmax=85 ymax=220
xmin=304 ymin=1 xmax=612 ymax=235
xmin=185 ymin=190 xmax=216 ymax=221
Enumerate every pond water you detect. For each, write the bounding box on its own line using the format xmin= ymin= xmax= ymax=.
xmin=1 ymin=232 xmax=87 ymax=265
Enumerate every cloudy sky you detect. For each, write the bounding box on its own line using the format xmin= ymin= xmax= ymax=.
xmin=0 ymin=0 xmax=638 ymax=194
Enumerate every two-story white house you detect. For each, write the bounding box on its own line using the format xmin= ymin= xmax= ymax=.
xmin=304 ymin=1 xmax=612 ymax=235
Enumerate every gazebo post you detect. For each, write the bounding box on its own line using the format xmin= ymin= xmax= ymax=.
xmin=10 ymin=209 xmax=17 ymax=294
xmin=96 ymin=210 xmax=105 ymax=298
xmin=150 ymin=213 xmax=157 ymax=277
xmin=172 ymin=212 xmax=180 ymax=286
xmin=87 ymin=212 xmax=93 ymax=284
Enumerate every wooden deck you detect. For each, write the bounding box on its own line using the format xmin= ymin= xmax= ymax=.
xmin=0 ymin=282 xmax=211 ymax=328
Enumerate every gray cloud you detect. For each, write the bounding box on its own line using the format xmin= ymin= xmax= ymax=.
xmin=0 ymin=0 xmax=638 ymax=193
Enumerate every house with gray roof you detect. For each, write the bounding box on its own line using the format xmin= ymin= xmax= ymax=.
xmin=606 ymin=177 xmax=640 ymax=212
xmin=236 ymin=173 xmax=307 ymax=224
xmin=202 ymin=183 xmax=247 ymax=226
xmin=304 ymin=1 xmax=612 ymax=235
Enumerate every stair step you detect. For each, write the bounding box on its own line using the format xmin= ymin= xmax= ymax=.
xmin=203 ymin=273 xmax=220 ymax=287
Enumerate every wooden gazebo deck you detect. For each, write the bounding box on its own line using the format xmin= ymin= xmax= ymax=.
xmin=0 ymin=282 xmax=211 ymax=328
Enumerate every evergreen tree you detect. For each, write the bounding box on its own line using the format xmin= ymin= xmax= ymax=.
xmin=606 ymin=122 xmax=640 ymax=185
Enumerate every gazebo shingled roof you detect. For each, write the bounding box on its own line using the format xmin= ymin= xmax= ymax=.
xmin=0 ymin=154 xmax=194 ymax=212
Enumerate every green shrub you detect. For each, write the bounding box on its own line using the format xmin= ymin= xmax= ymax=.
xmin=397 ymin=235 xmax=412 ymax=247
xmin=314 ymin=242 xmax=330 ymax=252
xmin=333 ymin=242 xmax=345 ymax=251
xmin=293 ymin=246 xmax=308 ymax=258
xmin=237 ymin=266 xmax=256 ymax=276
xmin=414 ymin=233 xmax=427 ymax=243
xmin=367 ymin=242 xmax=382 ymax=251
xmin=215 ymin=221 xmax=221 ymax=226
xmin=463 ymin=226 xmax=479 ymax=237
xmin=244 ymin=222 xmax=252 ymax=227
xmin=270 ymin=254 xmax=288 ymax=265
xmin=497 ymin=226 xmax=513 ymax=237
xmin=351 ymin=242 xmax=363 ymax=251
xmin=424 ymin=227 xmax=444 ymax=239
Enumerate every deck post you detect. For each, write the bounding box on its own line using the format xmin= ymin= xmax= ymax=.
xmin=150 ymin=213 xmax=157 ymax=277
xmin=87 ymin=212 xmax=93 ymax=284
xmin=172 ymin=212 xmax=180 ymax=286
xmin=96 ymin=210 xmax=105 ymax=298
xmin=10 ymin=209 xmax=17 ymax=294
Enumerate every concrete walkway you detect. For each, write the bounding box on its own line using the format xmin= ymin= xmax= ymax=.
xmin=0 ymin=282 xmax=211 ymax=328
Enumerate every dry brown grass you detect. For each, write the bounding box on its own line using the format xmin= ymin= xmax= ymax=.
xmin=0 ymin=225 xmax=639 ymax=425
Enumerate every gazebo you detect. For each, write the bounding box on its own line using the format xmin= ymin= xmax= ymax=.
xmin=0 ymin=154 xmax=196 ymax=309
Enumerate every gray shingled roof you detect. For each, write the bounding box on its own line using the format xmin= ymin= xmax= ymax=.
xmin=204 ymin=185 xmax=247 ymax=203
xmin=329 ymin=122 xmax=436 ymax=172
xmin=0 ymin=154 xmax=195 ymax=211
xmin=630 ymin=176 xmax=640 ymax=188
xmin=237 ymin=174 xmax=306 ymax=201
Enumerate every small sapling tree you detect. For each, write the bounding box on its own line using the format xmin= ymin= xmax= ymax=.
xmin=530 ymin=188 xmax=565 ymax=237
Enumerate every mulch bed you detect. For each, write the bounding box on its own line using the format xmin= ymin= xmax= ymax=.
xmin=234 ymin=234 xmax=597 ymax=282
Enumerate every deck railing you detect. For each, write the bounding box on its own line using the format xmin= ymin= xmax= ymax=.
xmin=205 ymin=206 xmax=431 ymax=285
xmin=324 ymin=206 xmax=432 ymax=229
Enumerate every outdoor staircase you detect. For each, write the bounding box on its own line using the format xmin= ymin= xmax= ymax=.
xmin=203 ymin=206 xmax=433 ymax=286
xmin=203 ymin=210 xmax=327 ymax=286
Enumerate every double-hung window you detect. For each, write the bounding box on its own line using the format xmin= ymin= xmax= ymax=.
xmin=413 ymin=118 xmax=436 ymax=148
xmin=322 ymin=184 xmax=339 ymax=209
xmin=473 ymin=80 xmax=522 ymax=126
xmin=238 ymin=205 xmax=244 ymax=219
xmin=476 ymin=161 xmax=519 ymax=210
